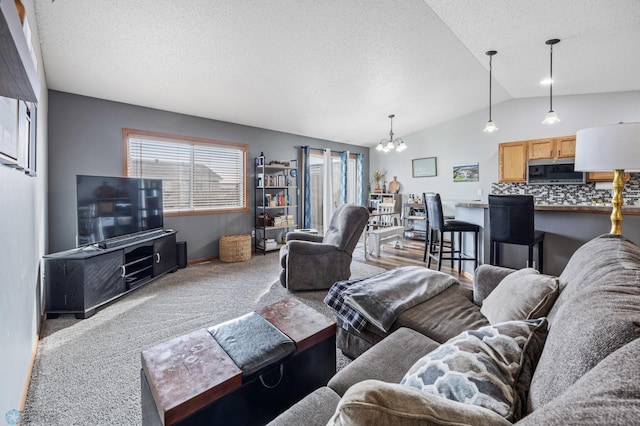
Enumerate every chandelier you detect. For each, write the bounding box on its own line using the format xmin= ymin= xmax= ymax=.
xmin=376 ymin=114 xmax=407 ymax=152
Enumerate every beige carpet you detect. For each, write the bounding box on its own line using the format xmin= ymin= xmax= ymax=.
xmin=22 ymin=254 xmax=384 ymax=425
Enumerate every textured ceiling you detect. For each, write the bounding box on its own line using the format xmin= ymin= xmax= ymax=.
xmin=33 ymin=0 xmax=640 ymax=147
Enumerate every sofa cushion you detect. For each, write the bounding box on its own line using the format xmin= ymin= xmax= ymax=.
xmin=327 ymin=380 xmax=511 ymax=426
xmin=480 ymin=268 xmax=559 ymax=324
xmin=401 ymin=319 xmax=548 ymax=421
xmin=329 ymin=327 xmax=440 ymax=396
xmin=517 ymin=338 xmax=640 ymax=425
xmin=393 ymin=285 xmax=490 ymax=344
xmin=528 ymin=234 xmax=640 ymax=411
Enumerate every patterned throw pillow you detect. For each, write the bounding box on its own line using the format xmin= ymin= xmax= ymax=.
xmin=401 ymin=319 xmax=548 ymax=421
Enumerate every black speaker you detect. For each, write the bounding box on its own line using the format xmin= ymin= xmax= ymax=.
xmin=176 ymin=241 xmax=187 ymax=269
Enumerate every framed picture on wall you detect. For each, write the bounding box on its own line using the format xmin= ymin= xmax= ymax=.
xmin=453 ymin=163 xmax=479 ymax=182
xmin=0 ymin=96 xmax=19 ymax=166
xmin=412 ymin=157 xmax=437 ymax=177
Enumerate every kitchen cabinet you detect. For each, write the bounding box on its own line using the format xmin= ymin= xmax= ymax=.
xmin=498 ymin=141 xmax=527 ymax=182
xmin=527 ymin=136 xmax=575 ymax=160
xmin=586 ymin=171 xmax=630 ymax=182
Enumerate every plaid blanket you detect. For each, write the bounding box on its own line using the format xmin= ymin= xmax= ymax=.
xmin=324 ymin=277 xmax=372 ymax=332
xmin=324 ymin=266 xmax=458 ymax=333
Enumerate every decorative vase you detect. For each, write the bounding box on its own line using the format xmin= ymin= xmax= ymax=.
xmin=374 ymin=182 xmax=382 ymax=193
xmin=388 ymin=176 xmax=400 ymax=194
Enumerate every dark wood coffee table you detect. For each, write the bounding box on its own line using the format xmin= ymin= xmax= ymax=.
xmin=141 ymin=298 xmax=336 ymax=425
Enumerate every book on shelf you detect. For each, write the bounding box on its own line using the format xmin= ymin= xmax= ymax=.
xmin=258 ymin=238 xmax=278 ymax=250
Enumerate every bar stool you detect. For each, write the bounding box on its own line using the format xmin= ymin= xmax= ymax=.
xmin=488 ymin=194 xmax=545 ymax=273
xmin=425 ymin=193 xmax=479 ymax=273
xmin=422 ymin=192 xmax=454 ymax=262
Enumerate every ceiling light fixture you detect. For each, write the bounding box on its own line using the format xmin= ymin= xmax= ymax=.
xmin=483 ymin=50 xmax=498 ymax=133
xmin=542 ymin=38 xmax=561 ymax=124
xmin=376 ymin=114 xmax=407 ymax=152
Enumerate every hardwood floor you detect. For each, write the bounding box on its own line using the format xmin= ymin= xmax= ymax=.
xmin=353 ymin=236 xmax=473 ymax=287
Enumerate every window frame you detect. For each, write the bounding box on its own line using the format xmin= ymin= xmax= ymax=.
xmin=122 ymin=128 xmax=249 ymax=217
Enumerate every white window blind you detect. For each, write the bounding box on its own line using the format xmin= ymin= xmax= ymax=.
xmin=125 ymin=131 xmax=247 ymax=214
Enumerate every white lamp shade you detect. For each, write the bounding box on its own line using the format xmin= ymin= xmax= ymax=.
xmin=483 ymin=120 xmax=498 ymax=133
xmin=575 ymin=122 xmax=640 ymax=172
xmin=542 ymin=110 xmax=561 ymax=124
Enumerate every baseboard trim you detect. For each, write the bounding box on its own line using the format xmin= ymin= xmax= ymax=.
xmin=452 ymin=265 xmax=475 ymax=282
xmin=19 ymin=311 xmax=44 ymax=416
xmin=188 ymin=255 xmax=217 ymax=265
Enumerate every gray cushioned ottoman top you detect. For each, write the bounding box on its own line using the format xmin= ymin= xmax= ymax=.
xmin=208 ymin=312 xmax=295 ymax=379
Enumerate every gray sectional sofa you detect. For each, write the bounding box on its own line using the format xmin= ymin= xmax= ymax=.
xmin=269 ymin=234 xmax=640 ymax=425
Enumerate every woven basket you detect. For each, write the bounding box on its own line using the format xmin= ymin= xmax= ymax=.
xmin=219 ymin=234 xmax=252 ymax=263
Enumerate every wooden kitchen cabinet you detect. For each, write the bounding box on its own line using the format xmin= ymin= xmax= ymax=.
xmin=586 ymin=171 xmax=630 ymax=182
xmin=499 ymin=141 xmax=527 ymax=182
xmin=527 ymin=136 xmax=575 ymax=160
xmin=555 ymin=136 xmax=576 ymax=158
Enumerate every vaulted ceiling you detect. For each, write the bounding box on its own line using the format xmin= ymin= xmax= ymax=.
xmin=33 ymin=0 xmax=640 ymax=146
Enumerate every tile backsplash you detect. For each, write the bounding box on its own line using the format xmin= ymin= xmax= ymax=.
xmin=491 ymin=174 xmax=640 ymax=205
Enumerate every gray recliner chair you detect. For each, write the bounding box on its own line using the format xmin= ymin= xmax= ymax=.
xmin=278 ymin=204 xmax=369 ymax=291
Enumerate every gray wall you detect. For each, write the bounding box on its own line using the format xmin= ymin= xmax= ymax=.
xmin=47 ymin=91 xmax=369 ymax=259
xmin=0 ymin=0 xmax=48 ymax=418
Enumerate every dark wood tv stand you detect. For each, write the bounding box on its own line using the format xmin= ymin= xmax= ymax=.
xmin=44 ymin=230 xmax=178 ymax=319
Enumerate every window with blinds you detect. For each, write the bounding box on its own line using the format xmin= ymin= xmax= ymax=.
xmin=123 ymin=129 xmax=248 ymax=215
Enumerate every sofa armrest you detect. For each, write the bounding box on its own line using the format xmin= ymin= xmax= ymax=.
xmin=473 ymin=264 xmax=516 ymax=306
xmin=285 ymin=232 xmax=324 ymax=243
xmin=267 ymin=387 xmax=341 ymax=426
xmin=286 ymin=240 xmax=339 ymax=255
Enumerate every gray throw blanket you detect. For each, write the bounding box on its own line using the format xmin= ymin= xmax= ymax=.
xmin=342 ymin=266 xmax=458 ymax=332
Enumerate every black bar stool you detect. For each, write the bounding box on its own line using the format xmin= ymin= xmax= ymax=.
xmin=422 ymin=192 xmax=454 ymax=262
xmin=488 ymin=194 xmax=545 ymax=272
xmin=425 ymin=193 xmax=479 ymax=273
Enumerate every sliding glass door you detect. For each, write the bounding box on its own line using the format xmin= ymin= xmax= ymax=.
xmin=308 ymin=151 xmax=358 ymax=233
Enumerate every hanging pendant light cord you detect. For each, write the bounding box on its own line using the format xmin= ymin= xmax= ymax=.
xmin=488 ymin=54 xmax=493 ymax=120
xmin=389 ymin=115 xmax=395 ymax=140
xmin=549 ymin=43 xmax=554 ymax=111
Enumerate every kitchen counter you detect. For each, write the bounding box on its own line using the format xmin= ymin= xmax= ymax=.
xmin=454 ymin=200 xmax=640 ymax=216
xmin=452 ymin=199 xmax=640 ymax=277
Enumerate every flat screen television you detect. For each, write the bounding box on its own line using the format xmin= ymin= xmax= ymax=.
xmin=76 ymin=175 xmax=164 ymax=246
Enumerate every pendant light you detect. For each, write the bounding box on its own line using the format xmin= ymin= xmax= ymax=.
xmin=483 ymin=50 xmax=498 ymax=133
xmin=376 ymin=114 xmax=407 ymax=152
xmin=542 ymin=39 xmax=561 ymax=124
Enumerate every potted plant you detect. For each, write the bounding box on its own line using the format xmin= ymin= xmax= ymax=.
xmin=372 ymin=169 xmax=386 ymax=193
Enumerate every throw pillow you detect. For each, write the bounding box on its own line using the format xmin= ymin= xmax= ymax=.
xmin=400 ymin=319 xmax=548 ymax=421
xmin=327 ymin=380 xmax=511 ymax=426
xmin=480 ymin=268 xmax=559 ymax=324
